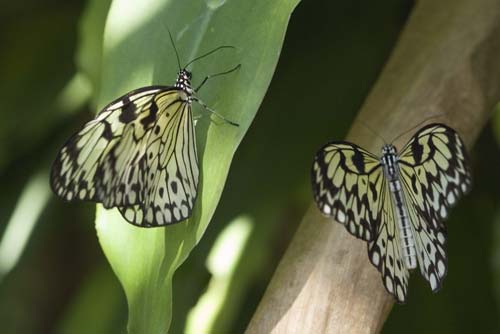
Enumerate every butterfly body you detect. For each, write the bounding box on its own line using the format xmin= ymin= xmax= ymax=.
xmin=312 ymin=123 xmax=472 ymax=303
xmin=380 ymin=144 xmax=417 ymax=270
xmin=175 ymin=69 xmax=194 ymax=96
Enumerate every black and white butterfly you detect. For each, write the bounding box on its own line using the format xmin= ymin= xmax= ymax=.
xmin=311 ymin=123 xmax=472 ymax=303
xmin=51 ymin=34 xmax=239 ymax=227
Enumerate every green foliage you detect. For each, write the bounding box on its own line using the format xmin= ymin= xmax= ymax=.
xmin=0 ymin=2 xmax=84 ymax=169
xmin=92 ymin=0 xmax=299 ymax=332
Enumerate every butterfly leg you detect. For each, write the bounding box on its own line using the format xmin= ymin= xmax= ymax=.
xmin=192 ymin=113 xmax=203 ymax=127
xmin=192 ymin=97 xmax=239 ymax=127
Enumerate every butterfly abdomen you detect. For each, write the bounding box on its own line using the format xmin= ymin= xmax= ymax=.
xmin=382 ymin=145 xmax=417 ymax=270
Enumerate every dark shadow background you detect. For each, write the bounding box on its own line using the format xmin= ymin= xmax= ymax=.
xmin=0 ymin=0 xmax=499 ymax=333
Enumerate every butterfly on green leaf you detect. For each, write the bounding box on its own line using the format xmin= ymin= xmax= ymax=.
xmin=311 ymin=123 xmax=472 ymax=303
xmin=51 ymin=40 xmax=239 ymax=227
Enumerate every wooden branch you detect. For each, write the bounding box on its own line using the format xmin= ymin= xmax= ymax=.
xmin=246 ymin=0 xmax=500 ymax=333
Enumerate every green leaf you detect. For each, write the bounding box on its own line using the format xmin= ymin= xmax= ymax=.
xmin=76 ymin=0 xmax=112 ymax=105
xmin=94 ymin=0 xmax=300 ymax=332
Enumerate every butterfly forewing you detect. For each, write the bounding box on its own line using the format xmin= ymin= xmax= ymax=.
xmin=51 ymin=86 xmax=166 ymax=204
xmin=398 ymin=124 xmax=472 ymax=229
xmin=312 ymin=142 xmax=383 ymax=241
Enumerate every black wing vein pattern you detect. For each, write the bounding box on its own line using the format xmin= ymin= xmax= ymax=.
xmin=50 ymin=86 xmax=199 ymax=227
xmin=312 ymin=142 xmax=383 ymax=241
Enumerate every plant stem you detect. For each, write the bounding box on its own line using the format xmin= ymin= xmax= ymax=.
xmin=247 ymin=0 xmax=500 ymax=332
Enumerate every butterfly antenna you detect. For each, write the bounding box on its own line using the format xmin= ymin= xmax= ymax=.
xmin=354 ymin=118 xmax=389 ymax=144
xmin=390 ymin=114 xmax=445 ymax=144
xmin=195 ymin=63 xmax=241 ymax=92
xmin=185 ymin=45 xmax=236 ymax=68
xmin=167 ymin=28 xmax=182 ymax=72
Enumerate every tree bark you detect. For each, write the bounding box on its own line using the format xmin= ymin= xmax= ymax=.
xmin=246 ymin=0 xmax=500 ymax=333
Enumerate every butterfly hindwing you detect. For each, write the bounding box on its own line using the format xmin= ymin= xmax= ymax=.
xmin=312 ymin=142 xmax=383 ymax=241
xmin=368 ymin=178 xmax=410 ymax=303
xmin=119 ymin=98 xmax=199 ymax=226
xmin=403 ymin=186 xmax=448 ymax=292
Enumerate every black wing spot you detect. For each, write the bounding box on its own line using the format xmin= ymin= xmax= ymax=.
xmin=411 ymin=174 xmax=419 ymax=194
xmin=396 ymin=260 xmax=402 ymax=270
xmin=171 ymin=181 xmax=178 ymax=194
xmin=426 ymin=243 xmax=432 ymax=253
xmin=351 ymin=149 xmax=365 ymax=173
xmin=370 ymin=182 xmax=378 ymax=201
xmin=141 ymin=101 xmax=159 ymax=128
xmin=411 ymin=139 xmax=424 ymax=164
xmin=102 ymin=122 xmax=113 ymax=140
xmin=127 ymin=166 xmax=135 ymax=183
xmin=119 ymin=103 xmax=137 ymax=123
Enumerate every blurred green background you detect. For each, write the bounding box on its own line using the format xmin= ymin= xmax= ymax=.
xmin=1 ymin=0 xmax=499 ymax=333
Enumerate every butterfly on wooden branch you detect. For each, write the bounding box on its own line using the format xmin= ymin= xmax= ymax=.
xmin=51 ymin=33 xmax=240 ymax=227
xmin=311 ymin=123 xmax=472 ymax=303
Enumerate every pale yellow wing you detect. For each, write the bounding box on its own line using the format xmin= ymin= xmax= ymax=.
xmin=398 ymin=123 xmax=471 ymax=291
xmin=312 ymin=141 xmax=383 ymax=241
xmin=367 ymin=177 xmax=410 ymax=303
xmin=51 ymin=86 xmax=199 ymax=227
